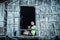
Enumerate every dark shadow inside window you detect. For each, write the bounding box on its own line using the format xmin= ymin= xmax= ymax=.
xmin=20 ymin=6 xmax=35 ymax=35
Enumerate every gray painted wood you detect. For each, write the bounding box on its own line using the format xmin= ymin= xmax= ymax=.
xmin=0 ymin=0 xmax=60 ymax=39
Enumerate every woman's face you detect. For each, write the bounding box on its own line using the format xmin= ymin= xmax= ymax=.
xmin=31 ymin=21 xmax=34 ymax=25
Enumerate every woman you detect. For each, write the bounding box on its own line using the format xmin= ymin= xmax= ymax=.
xmin=28 ymin=21 xmax=36 ymax=36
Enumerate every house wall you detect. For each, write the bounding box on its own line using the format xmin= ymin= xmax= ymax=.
xmin=6 ymin=1 xmax=20 ymax=37
xmin=0 ymin=3 xmax=5 ymax=27
xmin=0 ymin=0 xmax=60 ymax=39
xmin=35 ymin=0 xmax=60 ymax=38
xmin=19 ymin=0 xmax=60 ymax=38
xmin=0 ymin=3 xmax=5 ymax=35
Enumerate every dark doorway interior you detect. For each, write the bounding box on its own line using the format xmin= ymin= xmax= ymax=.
xmin=20 ymin=6 xmax=35 ymax=29
xmin=0 ymin=0 xmax=7 ymax=3
xmin=20 ymin=6 xmax=35 ymax=35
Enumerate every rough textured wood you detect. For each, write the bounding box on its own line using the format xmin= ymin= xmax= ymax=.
xmin=0 ymin=0 xmax=60 ymax=39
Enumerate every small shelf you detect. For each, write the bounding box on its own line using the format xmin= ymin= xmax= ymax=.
xmin=12 ymin=36 xmax=39 ymax=39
